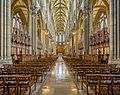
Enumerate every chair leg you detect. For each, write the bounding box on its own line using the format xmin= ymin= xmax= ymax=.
xmin=95 ymin=85 xmax=97 ymax=95
xmin=99 ymin=86 xmax=101 ymax=95
xmin=87 ymin=85 xmax=89 ymax=95
xmin=77 ymin=74 xmax=78 ymax=82
xmin=33 ymin=82 xmax=36 ymax=90
xmin=14 ymin=87 xmax=16 ymax=94
xmin=81 ymin=76 xmax=83 ymax=90
xmin=110 ymin=86 xmax=114 ymax=95
xmin=17 ymin=86 xmax=19 ymax=95
xmin=29 ymin=86 xmax=31 ymax=95
xmin=3 ymin=86 xmax=5 ymax=95
xmin=108 ymin=86 xmax=109 ymax=95
xmin=7 ymin=86 xmax=9 ymax=95
xmin=41 ymin=75 xmax=43 ymax=82
xmin=20 ymin=87 xmax=21 ymax=95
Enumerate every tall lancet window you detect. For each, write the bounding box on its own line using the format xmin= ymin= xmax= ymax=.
xmin=98 ymin=12 xmax=108 ymax=30
xmin=63 ymin=35 xmax=65 ymax=42
xmin=12 ymin=13 xmax=29 ymax=55
xmin=13 ymin=13 xmax=24 ymax=31
xmin=59 ymin=34 xmax=62 ymax=42
xmin=56 ymin=34 xmax=58 ymax=42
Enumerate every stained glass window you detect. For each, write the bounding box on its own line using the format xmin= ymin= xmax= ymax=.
xmin=98 ymin=12 xmax=108 ymax=30
xmin=13 ymin=13 xmax=23 ymax=31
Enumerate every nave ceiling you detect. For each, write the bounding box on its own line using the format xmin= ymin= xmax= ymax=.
xmin=50 ymin=0 xmax=70 ymax=34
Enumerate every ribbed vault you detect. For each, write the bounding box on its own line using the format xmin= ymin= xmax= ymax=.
xmin=51 ymin=0 xmax=69 ymax=33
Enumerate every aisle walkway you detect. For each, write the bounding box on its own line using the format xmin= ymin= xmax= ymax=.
xmin=40 ymin=56 xmax=79 ymax=95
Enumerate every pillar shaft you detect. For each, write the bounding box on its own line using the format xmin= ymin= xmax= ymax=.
xmin=117 ymin=0 xmax=120 ymax=59
xmin=32 ymin=16 xmax=34 ymax=54
xmin=83 ymin=0 xmax=90 ymax=55
xmin=113 ymin=0 xmax=117 ymax=59
xmin=0 ymin=0 xmax=4 ymax=60
xmin=72 ymin=34 xmax=74 ymax=53
xmin=28 ymin=9 xmax=32 ymax=54
xmin=3 ymin=0 xmax=7 ymax=59
xmin=74 ymin=34 xmax=77 ymax=53
xmin=76 ymin=33 xmax=78 ymax=55
xmin=109 ymin=0 xmax=120 ymax=65
xmin=34 ymin=15 xmax=37 ymax=55
xmin=6 ymin=0 xmax=12 ymax=60
xmin=109 ymin=0 xmax=114 ymax=60
xmin=89 ymin=2 xmax=93 ymax=55
xmin=0 ymin=0 xmax=12 ymax=64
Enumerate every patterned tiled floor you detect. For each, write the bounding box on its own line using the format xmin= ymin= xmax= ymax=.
xmin=40 ymin=55 xmax=79 ymax=95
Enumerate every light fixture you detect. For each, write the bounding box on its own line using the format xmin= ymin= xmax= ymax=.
xmin=72 ymin=31 xmax=77 ymax=35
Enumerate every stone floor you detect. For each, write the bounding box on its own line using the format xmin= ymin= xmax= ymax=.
xmin=26 ymin=55 xmax=119 ymax=95
xmin=40 ymin=56 xmax=80 ymax=95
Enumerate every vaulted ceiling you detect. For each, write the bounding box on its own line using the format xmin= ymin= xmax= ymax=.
xmin=12 ymin=0 xmax=31 ymax=25
xmin=50 ymin=0 xmax=70 ymax=34
xmin=92 ymin=0 xmax=109 ymax=22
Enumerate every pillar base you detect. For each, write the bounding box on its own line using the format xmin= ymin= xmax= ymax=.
xmin=108 ymin=59 xmax=120 ymax=67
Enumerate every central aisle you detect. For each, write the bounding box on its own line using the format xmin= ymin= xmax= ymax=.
xmin=40 ymin=55 xmax=79 ymax=95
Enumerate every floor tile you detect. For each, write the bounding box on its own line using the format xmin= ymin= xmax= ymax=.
xmin=40 ymin=56 xmax=79 ymax=95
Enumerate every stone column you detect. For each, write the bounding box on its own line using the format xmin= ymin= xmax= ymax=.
xmin=109 ymin=0 xmax=120 ymax=65
xmin=109 ymin=0 xmax=114 ymax=60
xmin=89 ymin=1 xmax=93 ymax=55
xmin=47 ymin=36 xmax=49 ymax=51
xmin=6 ymin=0 xmax=12 ymax=62
xmin=3 ymin=0 xmax=7 ymax=60
xmin=117 ymin=0 xmax=120 ymax=59
xmin=113 ymin=0 xmax=117 ymax=59
xmin=76 ymin=33 xmax=78 ymax=55
xmin=28 ymin=8 xmax=32 ymax=54
xmin=77 ymin=33 xmax=79 ymax=56
xmin=34 ymin=15 xmax=37 ymax=55
xmin=72 ymin=34 xmax=74 ymax=56
xmin=89 ymin=12 xmax=92 ymax=55
xmin=83 ymin=0 xmax=90 ymax=55
xmin=0 ymin=0 xmax=4 ymax=60
xmin=31 ymin=16 xmax=34 ymax=55
xmin=46 ymin=35 xmax=49 ymax=49
xmin=39 ymin=21 xmax=41 ymax=51
xmin=74 ymin=33 xmax=77 ymax=54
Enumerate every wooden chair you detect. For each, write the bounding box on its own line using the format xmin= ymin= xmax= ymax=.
xmin=0 ymin=76 xmax=5 ymax=95
xmin=17 ymin=75 xmax=34 ymax=95
xmin=112 ymin=75 xmax=120 ymax=95
xmin=86 ymin=74 xmax=100 ymax=95
xmin=4 ymin=75 xmax=17 ymax=95
xmin=99 ymin=75 xmax=112 ymax=95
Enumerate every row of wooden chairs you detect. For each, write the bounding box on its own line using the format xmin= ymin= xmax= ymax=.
xmin=64 ymin=57 xmax=120 ymax=95
xmin=86 ymin=74 xmax=120 ymax=95
xmin=0 ymin=74 xmax=33 ymax=95
xmin=0 ymin=56 xmax=57 ymax=95
xmin=63 ymin=54 xmax=109 ymax=64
